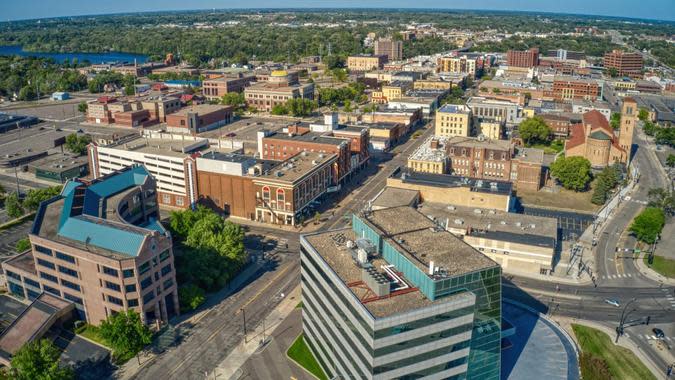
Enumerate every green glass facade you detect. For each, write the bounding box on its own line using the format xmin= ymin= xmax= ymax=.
xmin=351 ymin=214 xmax=501 ymax=380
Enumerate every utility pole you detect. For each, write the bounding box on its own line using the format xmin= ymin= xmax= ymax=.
xmin=616 ymin=298 xmax=638 ymax=343
xmin=13 ymin=164 xmax=21 ymax=195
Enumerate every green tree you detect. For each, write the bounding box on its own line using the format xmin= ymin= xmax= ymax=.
xmin=518 ymin=116 xmax=552 ymax=146
xmin=98 ymin=310 xmax=152 ymax=361
xmin=77 ymin=101 xmax=88 ymax=113
xmin=550 ymin=156 xmax=592 ymax=191
xmin=15 ymin=238 xmax=31 ymax=252
xmin=3 ymin=339 xmax=74 ymax=380
xmin=323 ymin=55 xmax=345 ymax=70
xmin=18 ymin=86 xmax=36 ymax=101
xmin=64 ymin=133 xmax=91 ymax=155
xmin=5 ymin=192 xmax=24 ymax=219
xmin=610 ymin=113 xmax=621 ymax=130
xmin=221 ymin=92 xmax=245 ymax=107
xmin=606 ymin=67 xmax=619 ymax=77
xmin=178 ymin=284 xmax=206 ymax=312
xmin=271 ymin=103 xmax=288 ymax=115
xmin=666 ymin=154 xmax=675 ymax=168
xmin=629 ymin=207 xmax=665 ymax=244
xmin=23 ymin=186 xmax=62 ymax=212
xmin=647 ymin=188 xmax=675 ymax=216
xmin=638 ymin=108 xmax=649 ymax=122
xmin=591 ymin=165 xmax=621 ymax=205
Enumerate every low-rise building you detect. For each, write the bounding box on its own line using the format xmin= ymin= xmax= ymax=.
xmin=437 ymin=55 xmax=480 ymax=78
xmin=347 ymin=54 xmax=387 ymax=72
xmin=551 ymin=76 xmax=601 ymax=102
xmin=466 ymin=97 xmax=520 ymax=125
xmin=540 ymin=113 xmax=579 ymax=138
xmin=165 ymin=104 xmax=234 ymax=134
xmin=244 ymin=70 xmax=315 ymax=112
xmin=435 ymin=104 xmax=472 ymax=138
xmin=417 ymin=203 xmax=557 ymax=275
xmin=477 ymin=118 xmax=503 ymax=140
xmin=202 ymin=74 xmax=256 ymax=100
xmin=28 ymin=153 xmax=89 ymax=184
xmin=3 ymin=165 xmax=179 ymax=325
xmin=387 ymin=167 xmax=514 ymax=211
xmin=571 ymin=100 xmax=612 ymax=121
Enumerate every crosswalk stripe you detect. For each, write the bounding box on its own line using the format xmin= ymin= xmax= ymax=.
xmin=624 ymin=333 xmax=630 ymax=338
xmin=627 ymin=274 xmax=632 ymax=277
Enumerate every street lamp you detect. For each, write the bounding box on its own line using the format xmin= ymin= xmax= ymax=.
xmin=616 ymin=297 xmax=638 ymax=343
xmin=240 ymin=308 xmax=247 ymax=343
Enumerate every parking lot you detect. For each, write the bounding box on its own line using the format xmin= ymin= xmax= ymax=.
xmin=0 ymin=219 xmax=32 ymax=260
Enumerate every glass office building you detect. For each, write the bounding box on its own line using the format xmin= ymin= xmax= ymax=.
xmin=300 ymin=206 xmax=501 ymax=379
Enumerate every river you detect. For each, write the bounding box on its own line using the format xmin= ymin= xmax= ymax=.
xmin=0 ymin=45 xmax=148 ymax=65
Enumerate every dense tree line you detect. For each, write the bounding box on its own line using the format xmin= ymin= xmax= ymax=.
xmin=471 ymin=35 xmax=620 ymax=57
xmin=0 ymin=56 xmax=87 ymax=99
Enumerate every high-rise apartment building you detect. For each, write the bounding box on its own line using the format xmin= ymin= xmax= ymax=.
xmin=2 ymin=165 xmax=179 ymax=325
xmin=604 ymin=50 xmax=643 ymax=79
xmin=300 ymin=206 xmax=502 ymax=379
xmin=374 ymin=38 xmax=403 ymax=61
xmin=506 ymin=48 xmax=539 ymax=68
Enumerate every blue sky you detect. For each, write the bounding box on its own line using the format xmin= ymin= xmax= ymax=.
xmin=3 ymin=0 xmax=675 ymax=22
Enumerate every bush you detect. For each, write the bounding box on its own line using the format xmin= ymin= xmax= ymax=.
xmin=15 ymin=238 xmax=30 ymax=252
xmin=178 ymin=284 xmax=206 ymax=312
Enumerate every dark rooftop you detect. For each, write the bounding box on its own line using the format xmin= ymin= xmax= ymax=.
xmin=391 ymin=167 xmax=513 ymax=196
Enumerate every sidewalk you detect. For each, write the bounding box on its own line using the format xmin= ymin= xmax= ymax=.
xmin=212 ymin=285 xmax=302 ymax=379
xmin=115 ymin=258 xmax=268 ymax=379
xmin=556 ymin=317 xmax=669 ymax=380
xmin=634 ymin=253 xmax=675 ymax=286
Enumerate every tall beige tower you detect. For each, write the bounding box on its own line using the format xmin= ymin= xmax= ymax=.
xmin=619 ymin=97 xmax=637 ymax=159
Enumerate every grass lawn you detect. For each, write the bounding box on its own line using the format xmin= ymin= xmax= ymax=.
xmin=644 ymin=255 xmax=675 ymax=278
xmin=287 ymin=334 xmax=328 ymax=380
xmin=74 ymin=324 xmax=135 ymax=364
xmin=572 ymin=324 xmax=656 ymax=380
xmin=518 ymin=178 xmax=601 ymax=213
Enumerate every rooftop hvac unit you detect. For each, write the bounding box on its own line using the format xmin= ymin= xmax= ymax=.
xmin=516 ymin=222 xmax=522 ymax=227
xmin=355 ymin=238 xmax=376 ymax=255
xmin=447 ymin=205 xmax=456 ymax=211
xmin=500 ymin=220 xmax=507 ymax=225
xmin=530 ymin=224 xmax=536 ymax=229
xmin=357 ymin=248 xmax=368 ymax=265
xmin=454 ymin=219 xmax=464 ymax=225
xmin=473 ymin=209 xmax=482 ymax=214
xmin=346 ymin=240 xmax=355 ymax=249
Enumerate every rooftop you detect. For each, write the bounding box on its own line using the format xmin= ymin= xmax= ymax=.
xmin=417 ymin=202 xmax=557 ymax=249
xmin=28 ymin=153 xmax=88 ymax=173
xmin=446 ymin=136 xmax=513 ymax=152
xmin=391 ymin=167 xmax=513 ymax=196
xmin=31 ymin=165 xmax=168 ymax=259
xmin=513 ymin=147 xmax=545 ymax=164
xmin=171 ymin=104 xmax=232 ymax=116
xmin=371 ymin=187 xmax=419 ymax=209
xmin=257 ymin=151 xmax=337 ymax=184
xmin=265 ymin=131 xmax=348 ymax=146
xmin=438 ymin=104 xmax=471 ymax=114
xmin=409 ymin=136 xmax=448 ymax=162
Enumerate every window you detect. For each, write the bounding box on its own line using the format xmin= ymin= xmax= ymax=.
xmin=107 ymin=295 xmax=123 ymax=306
xmin=43 ymin=285 xmax=60 ymax=297
xmin=62 ymin=279 xmax=81 ymax=292
xmin=58 ymin=266 xmax=78 ymax=278
xmin=143 ymin=291 xmax=155 ymax=303
xmin=262 ymin=186 xmax=270 ymax=201
xmin=125 ymin=284 xmax=137 ymax=293
xmin=24 ymin=278 xmax=40 ymax=288
xmin=39 ymin=272 xmax=58 ymax=283
xmin=105 ymin=281 xmax=121 ymax=292
xmin=37 ymin=258 xmax=55 ymax=269
xmin=159 ymin=250 xmax=170 ymax=262
xmin=162 ymin=194 xmax=171 ymax=204
xmin=127 ymin=299 xmax=139 ymax=307
xmin=176 ymin=197 xmax=184 ymax=207
xmin=56 ymin=251 xmax=76 ymax=264
xmin=102 ymin=266 xmax=118 ymax=277
xmin=163 ymin=278 xmax=174 ymax=290
xmin=140 ymin=277 xmax=153 ymax=290
xmin=34 ymin=245 xmax=52 ymax=256
xmin=123 ymin=269 xmax=135 ymax=278
xmin=138 ymin=262 xmax=151 ymax=275
xmin=5 ymin=271 xmax=21 ymax=281
xmin=64 ymin=293 xmax=83 ymax=305
xmin=161 ymin=264 xmax=172 ymax=277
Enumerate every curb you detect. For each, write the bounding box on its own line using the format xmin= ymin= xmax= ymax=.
xmin=285 ymin=334 xmax=323 ymax=380
xmin=635 ymin=253 xmax=675 ymax=286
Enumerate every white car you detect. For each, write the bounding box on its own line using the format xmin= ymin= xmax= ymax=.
xmin=605 ymin=299 xmax=620 ymax=307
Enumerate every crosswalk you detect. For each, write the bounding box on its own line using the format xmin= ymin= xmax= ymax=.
xmin=662 ymin=288 xmax=675 ymax=309
xmin=600 ymin=273 xmax=633 ymax=279
xmin=624 ymin=333 xmax=672 ymax=342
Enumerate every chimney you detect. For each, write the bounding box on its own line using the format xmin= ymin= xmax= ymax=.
xmin=430 ymin=138 xmax=439 ymax=149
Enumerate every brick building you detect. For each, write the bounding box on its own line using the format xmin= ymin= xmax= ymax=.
xmin=346 ymin=55 xmax=387 ymax=72
xmin=604 ymin=50 xmax=643 ymax=79
xmin=244 ymin=70 xmax=315 ymax=112
xmin=437 ymin=55 xmax=479 ymax=78
xmin=2 ymin=165 xmax=179 ymax=325
xmin=165 ymin=104 xmax=234 ymax=134
xmin=551 ymin=77 xmax=601 ymax=102
xmin=374 ymin=38 xmax=403 ymax=61
xmin=202 ymin=74 xmax=256 ymax=101
xmin=565 ymin=110 xmax=628 ymax=168
xmin=507 ymin=48 xmax=539 ymax=68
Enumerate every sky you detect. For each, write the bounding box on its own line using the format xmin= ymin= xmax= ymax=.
xmin=3 ymin=0 xmax=675 ymax=22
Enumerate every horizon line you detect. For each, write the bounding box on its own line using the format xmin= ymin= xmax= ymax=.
xmin=3 ymin=7 xmax=675 ymax=24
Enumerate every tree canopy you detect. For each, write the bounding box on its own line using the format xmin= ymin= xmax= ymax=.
xmin=518 ymin=117 xmax=552 ymax=146
xmin=271 ymin=98 xmax=317 ymax=117
xmin=98 ymin=310 xmax=152 ymax=361
xmin=647 ymin=188 xmax=675 ymax=216
xmin=629 ymin=207 xmax=665 ymax=244
xmin=591 ymin=165 xmax=622 ymax=205
xmin=23 ymin=186 xmax=63 ymax=212
xmin=64 ymin=134 xmax=91 ymax=155
xmin=4 ymin=192 xmax=24 ymax=219
xmin=3 ymin=339 xmax=73 ymax=380
xmin=550 ymin=156 xmax=592 ymax=192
